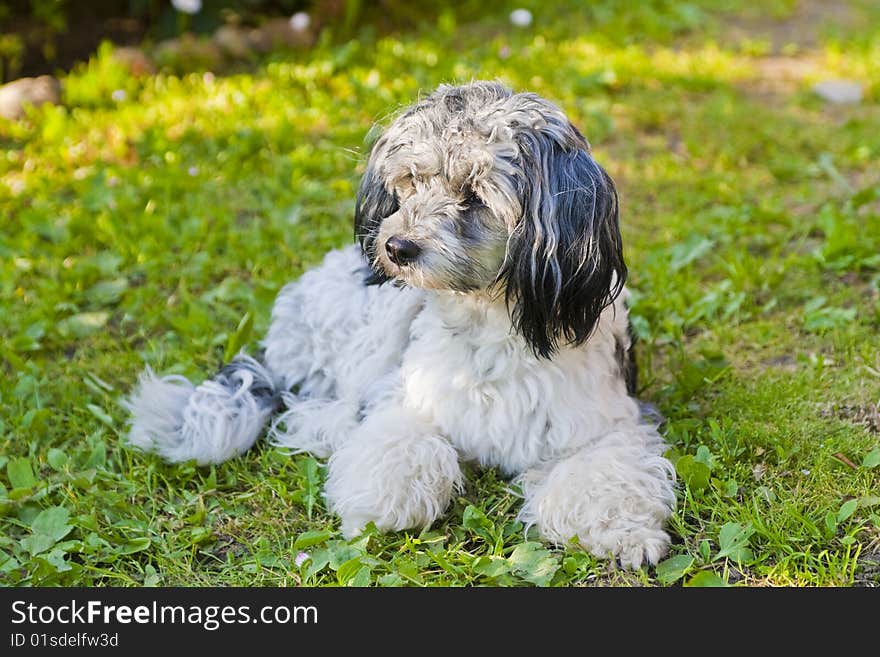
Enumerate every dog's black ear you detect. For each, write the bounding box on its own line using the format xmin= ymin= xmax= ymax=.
xmin=354 ymin=138 xmax=398 ymax=285
xmin=503 ymin=130 xmax=626 ymax=358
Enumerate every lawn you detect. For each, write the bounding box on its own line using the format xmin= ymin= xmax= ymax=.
xmin=1 ymin=0 xmax=879 ymax=587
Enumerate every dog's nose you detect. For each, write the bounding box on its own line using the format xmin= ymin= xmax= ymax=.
xmin=385 ymin=236 xmax=421 ymax=265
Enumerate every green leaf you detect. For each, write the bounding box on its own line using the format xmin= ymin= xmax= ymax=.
xmin=118 ymin=537 xmax=151 ymax=555
xmin=694 ymin=445 xmax=715 ymax=470
xmin=837 ymin=499 xmax=859 ymax=523
xmin=58 ymin=311 xmax=110 ymax=338
xmin=43 ymin=548 xmax=73 ymax=573
xmin=47 ymin=448 xmax=68 ymax=470
xmin=144 ymin=565 xmax=160 ymax=587
xmin=224 ymin=311 xmax=254 ymax=362
xmin=294 ymin=530 xmax=334 ymax=549
xmin=22 ymin=533 xmax=58 ymax=556
xmin=675 ymin=455 xmax=711 ymax=493
xmin=684 ymin=571 xmax=730 ymax=587
xmin=86 ymin=443 xmax=107 ymax=468
xmin=859 ymin=495 xmax=880 ymax=509
xmin=668 ymin=235 xmax=715 ymax=271
xmin=336 ymin=557 xmax=364 ymax=584
xmin=473 ymin=556 xmax=512 ymax=578
xmin=350 ymin=565 xmax=372 ymax=587
xmin=507 ymin=542 xmax=559 ymax=586
xmin=862 ymin=448 xmax=880 ymax=469
xmin=86 ymin=277 xmax=129 ymax=306
xmin=303 ymin=548 xmax=331 ymax=579
xmin=825 ymin=510 xmax=838 ymax=534
xmin=7 ymin=458 xmax=36 ymax=489
xmin=714 ymin=522 xmax=754 ymax=563
xmin=31 ymin=506 xmax=72 ymax=541
xmin=462 ymin=505 xmax=496 ymax=542
xmin=655 ymin=554 xmax=694 ymax=585
xmin=87 ymin=404 xmax=115 ymax=428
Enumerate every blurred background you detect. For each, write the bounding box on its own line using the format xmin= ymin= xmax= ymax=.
xmin=3 ymin=0 xmax=511 ymax=82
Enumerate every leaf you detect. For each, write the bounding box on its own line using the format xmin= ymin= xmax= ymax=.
xmin=507 ymin=542 xmax=559 ymax=586
xmin=31 ymin=506 xmax=72 ymax=541
xmin=675 ymin=455 xmax=711 ymax=493
xmin=694 ymin=445 xmax=715 ymax=470
xmin=862 ymin=448 xmax=880 ymax=469
xmin=87 ymin=404 xmax=115 ymax=428
xmin=825 ymin=510 xmax=838 ymax=534
xmin=336 ymin=557 xmax=364 ymax=584
xmin=144 ymin=565 xmax=160 ymax=587
xmin=294 ymin=530 xmax=334 ymax=549
xmin=43 ymin=547 xmax=72 ymax=573
xmin=655 ymin=555 xmax=694 ymax=585
xmin=224 ymin=311 xmax=254 ymax=362
xmin=58 ymin=311 xmax=110 ymax=338
xmin=668 ymin=235 xmax=716 ymax=272
xmin=462 ymin=505 xmax=496 ymax=542
xmin=858 ymin=495 xmax=880 ymax=509
xmin=47 ymin=448 xmax=68 ymax=470
xmin=684 ymin=571 xmax=730 ymax=587
xmin=714 ymin=522 xmax=754 ymax=563
xmin=118 ymin=537 xmax=151 ymax=555
xmin=473 ymin=556 xmax=513 ymax=578
xmin=7 ymin=458 xmax=36 ymax=489
xmin=22 ymin=534 xmax=58 ymax=556
xmin=350 ymin=565 xmax=371 ymax=587
xmin=837 ymin=499 xmax=859 ymax=523
xmin=86 ymin=277 xmax=129 ymax=306
xmin=86 ymin=443 xmax=107 ymax=468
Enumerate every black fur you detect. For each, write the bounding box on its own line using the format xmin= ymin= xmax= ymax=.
xmin=502 ymin=133 xmax=627 ymax=359
xmin=354 ymin=139 xmax=398 ymax=286
xmin=216 ymin=354 xmax=279 ymax=409
xmin=616 ymin=322 xmax=639 ymax=395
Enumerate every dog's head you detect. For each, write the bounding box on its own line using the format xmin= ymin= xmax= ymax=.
xmin=355 ymin=81 xmax=626 ymax=358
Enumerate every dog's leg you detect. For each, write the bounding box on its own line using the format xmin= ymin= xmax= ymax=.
xmin=324 ymin=405 xmax=463 ymax=538
xmin=517 ymin=426 xmax=676 ymax=569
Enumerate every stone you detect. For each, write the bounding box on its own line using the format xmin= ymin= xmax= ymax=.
xmin=812 ymin=79 xmax=863 ymax=104
xmin=247 ymin=17 xmax=315 ymax=53
xmin=111 ymin=47 xmax=156 ymax=77
xmin=213 ymin=25 xmax=251 ymax=59
xmin=153 ymin=35 xmax=223 ymax=72
xmin=0 ymin=75 xmax=62 ymax=120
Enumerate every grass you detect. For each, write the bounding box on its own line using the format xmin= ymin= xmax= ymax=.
xmin=1 ymin=0 xmax=879 ymax=587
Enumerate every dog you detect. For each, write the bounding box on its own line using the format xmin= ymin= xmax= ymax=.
xmin=125 ymin=81 xmax=676 ymax=569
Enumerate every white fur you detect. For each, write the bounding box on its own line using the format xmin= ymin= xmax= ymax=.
xmin=125 ymin=356 xmax=275 ymax=465
xmin=127 ymin=245 xmax=675 ymax=567
xmin=126 ymin=77 xmax=681 ymax=569
xmin=263 ymin=246 xmax=675 ymax=566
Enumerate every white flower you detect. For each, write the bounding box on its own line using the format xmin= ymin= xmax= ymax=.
xmin=188 ymin=166 xmax=199 ymax=177
xmin=171 ymin=0 xmax=202 ymax=15
xmin=290 ymin=12 xmax=311 ymax=32
xmin=294 ymin=551 xmax=310 ymax=567
xmin=111 ymin=89 xmax=127 ymax=102
xmin=509 ymin=8 xmax=533 ymax=27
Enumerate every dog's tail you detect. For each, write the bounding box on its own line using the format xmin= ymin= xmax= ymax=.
xmin=123 ymin=354 xmax=279 ymax=465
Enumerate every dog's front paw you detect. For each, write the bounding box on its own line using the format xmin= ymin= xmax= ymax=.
xmin=517 ymin=436 xmax=676 ymax=570
xmin=588 ymin=526 xmax=670 ymax=570
xmin=324 ymin=409 xmax=463 ymax=538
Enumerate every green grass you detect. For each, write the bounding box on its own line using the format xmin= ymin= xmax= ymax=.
xmin=2 ymin=0 xmax=879 ymax=587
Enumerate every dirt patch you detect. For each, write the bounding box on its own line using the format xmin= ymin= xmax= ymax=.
xmin=820 ymin=401 xmax=880 ymax=433
xmin=719 ymin=0 xmax=859 ymax=52
xmin=854 ymin=551 xmax=880 ymax=587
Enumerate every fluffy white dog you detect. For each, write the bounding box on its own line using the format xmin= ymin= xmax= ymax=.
xmin=125 ymin=81 xmax=676 ymax=569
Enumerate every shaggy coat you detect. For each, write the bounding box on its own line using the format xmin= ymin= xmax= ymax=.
xmin=126 ymin=81 xmax=676 ymax=569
